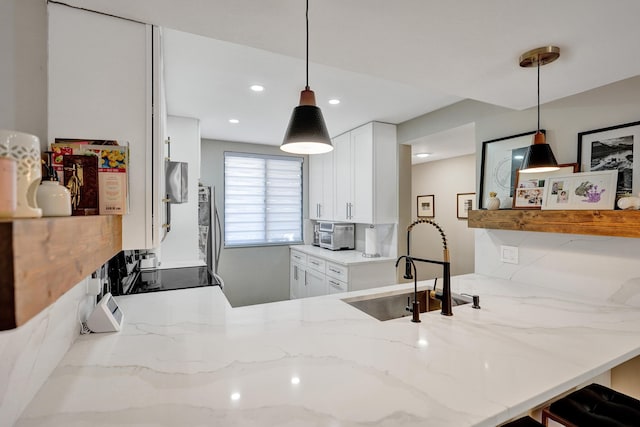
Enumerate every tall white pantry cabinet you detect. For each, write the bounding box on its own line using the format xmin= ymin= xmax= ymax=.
xmin=48 ymin=3 xmax=165 ymax=250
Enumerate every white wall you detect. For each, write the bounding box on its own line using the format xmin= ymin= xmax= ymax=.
xmin=200 ymin=138 xmax=307 ymax=307
xmin=0 ymin=279 xmax=93 ymax=426
xmin=0 ymin=0 xmax=48 ymax=148
xmin=409 ymin=154 xmax=476 ymax=279
xmin=472 ymin=76 xmax=640 ymax=301
xmin=399 ymin=75 xmax=640 ymax=299
xmin=158 ymin=116 xmax=202 ymax=268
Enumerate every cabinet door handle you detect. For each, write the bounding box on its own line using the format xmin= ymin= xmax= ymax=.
xmin=294 ymin=265 xmax=298 ymax=280
xmin=318 ymin=203 xmax=321 ymax=218
xmin=304 ymin=271 xmax=307 ymax=286
xmin=328 ymin=280 xmax=341 ymax=289
xmin=346 ymin=203 xmax=349 ymax=219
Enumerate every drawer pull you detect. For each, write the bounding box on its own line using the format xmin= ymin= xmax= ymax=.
xmin=328 ymin=280 xmax=341 ymax=288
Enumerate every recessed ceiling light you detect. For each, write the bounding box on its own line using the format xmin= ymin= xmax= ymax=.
xmin=415 ymin=153 xmax=431 ymax=158
xmin=250 ymin=85 xmax=264 ymax=92
xmin=229 ymin=119 xmax=239 ymax=124
xmin=328 ymin=99 xmax=340 ymax=105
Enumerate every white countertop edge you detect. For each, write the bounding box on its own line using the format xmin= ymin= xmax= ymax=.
xmin=289 ymin=244 xmax=397 ymax=265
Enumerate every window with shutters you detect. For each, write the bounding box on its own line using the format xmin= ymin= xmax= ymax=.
xmin=224 ymin=152 xmax=303 ymax=247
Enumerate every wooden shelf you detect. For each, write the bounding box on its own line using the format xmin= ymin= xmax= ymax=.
xmin=468 ymin=209 xmax=640 ymax=238
xmin=0 ymin=215 xmax=122 ymax=330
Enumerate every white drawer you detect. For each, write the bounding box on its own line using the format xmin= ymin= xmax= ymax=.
xmin=306 ymin=256 xmax=325 ymax=273
xmin=325 ymin=261 xmax=348 ymax=282
xmin=290 ymin=250 xmax=307 ymax=264
xmin=327 ymin=277 xmax=347 ymax=294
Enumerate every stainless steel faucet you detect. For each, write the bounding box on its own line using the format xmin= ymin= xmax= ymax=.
xmin=400 ymin=218 xmax=453 ymax=316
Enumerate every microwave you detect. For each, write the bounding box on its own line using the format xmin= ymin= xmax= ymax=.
xmin=318 ymin=222 xmax=355 ymax=250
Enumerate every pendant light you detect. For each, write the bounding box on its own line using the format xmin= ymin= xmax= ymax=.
xmin=280 ymin=0 xmax=333 ymax=154
xmin=518 ymin=46 xmax=560 ymax=173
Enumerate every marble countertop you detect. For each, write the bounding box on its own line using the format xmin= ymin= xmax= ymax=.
xmin=290 ymin=244 xmax=397 ymax=265
xmin=16 ymin=274 xmax=640 ymax=426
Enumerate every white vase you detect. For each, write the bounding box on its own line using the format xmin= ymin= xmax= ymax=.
xmin=487 ymin=196 xmax=500 ymax=210
xmin=0 ymin=129 xmax=43 ymax=218
xmin=36 ymin=181 xmax=72 ymax=217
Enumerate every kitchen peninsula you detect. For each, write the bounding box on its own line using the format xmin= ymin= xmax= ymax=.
xmin=16 ymin=274 xmax=640 ymax=427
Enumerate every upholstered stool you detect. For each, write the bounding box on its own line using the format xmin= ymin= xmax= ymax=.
xmin=502 ymin=415 xmax=544 ymax=426
xmin=541 ymin=383 xmax=640 ymax=426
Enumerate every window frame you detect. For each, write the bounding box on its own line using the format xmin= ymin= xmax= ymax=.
xmin=223 ymin=151 xmax=304 ymax=248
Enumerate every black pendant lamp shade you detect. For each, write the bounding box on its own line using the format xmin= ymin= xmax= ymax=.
xmin=518 ymin=46 xmax=560 ymax=174
xmin=281 ymin=88 xmax=332 ymax=154
xmin=520 ymin=132 xmax=559 ymax=173
xmin=280 ymin=0 xmax=333 ymax=155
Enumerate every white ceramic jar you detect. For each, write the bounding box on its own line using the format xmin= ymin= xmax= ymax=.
xmin=0 ymin=129 xmax=42 ymax=218
xmin=36 ymin=181 xmax=72 ymax=217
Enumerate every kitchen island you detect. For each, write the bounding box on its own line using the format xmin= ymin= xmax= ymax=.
xmin=16 ymin=274 xmax=640 ymax=426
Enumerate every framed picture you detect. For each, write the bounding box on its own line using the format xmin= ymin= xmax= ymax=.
xmin=578 ymin=120 xmax=640 ymax=197
xmin=417 ymin=194 xmax=435 ymax=218
xmin=541 ymin=170 xmax=618 ymax=210
xmin=479 ymin=130 xmax=542 ymax=209
xmin=456 ymin=193 xmax=475 ymax=219
xmin=512 ymin=163 xmax=579 ymax=209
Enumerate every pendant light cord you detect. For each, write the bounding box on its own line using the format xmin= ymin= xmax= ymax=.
xmin=537 ymin=56 xmax=540 ymax=132
xmin=305 ymin=0 xmax=309 ymax=90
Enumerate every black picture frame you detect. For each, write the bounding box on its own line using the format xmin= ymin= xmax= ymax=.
xmin=578 ymin=120 xmax=640 ymax=197
xmin=417 ymin=194 xmax=435 ymax=218
xmin=456 ymin=193 xmax=475 ymax=219
xmin=479 ymin=130 xmax=543 ymax=209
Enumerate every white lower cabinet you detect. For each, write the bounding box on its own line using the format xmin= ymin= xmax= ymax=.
xmin=290 ymin=260 xmax=306 ymax=299
xmin=290 ymin=248 xmax=396 ymax=299
xmin=305 ymin=269 xmax=327 ymax=297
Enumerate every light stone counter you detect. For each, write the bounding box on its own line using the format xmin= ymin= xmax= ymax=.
xmin=16 ymin=274 xmax=640 ymax=426
xmin=290 ymin=244 xmax=397 ymax=265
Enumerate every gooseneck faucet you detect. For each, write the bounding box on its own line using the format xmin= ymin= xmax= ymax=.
xmin=402 ymin=218 xmax=452 ymax=316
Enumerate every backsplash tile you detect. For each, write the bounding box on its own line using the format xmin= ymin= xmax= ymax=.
xmin=475 ymin=229 xmax=640 ymax=307
xmin=0 ymin=278 xmax=92 ymax=425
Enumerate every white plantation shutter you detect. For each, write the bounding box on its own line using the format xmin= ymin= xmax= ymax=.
xmin=224 ymin=152 xmax=303 ymax=247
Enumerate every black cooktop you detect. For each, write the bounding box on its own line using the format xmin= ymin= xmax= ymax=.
xmin=129 ymin=266 xmax=219 ymax=294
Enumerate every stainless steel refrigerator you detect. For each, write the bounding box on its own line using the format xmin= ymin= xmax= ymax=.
xmin=198 ymin=184 xmax=223 ymax=287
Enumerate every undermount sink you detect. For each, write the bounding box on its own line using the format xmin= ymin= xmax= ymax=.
xmin=342 ymin=288 xmax=471 ymax=321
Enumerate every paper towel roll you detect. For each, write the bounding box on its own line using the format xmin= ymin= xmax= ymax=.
xmin=364 ymin=226 xmax=379 ymax=257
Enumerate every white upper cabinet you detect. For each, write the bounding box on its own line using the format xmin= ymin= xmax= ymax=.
xmin=48 ymin=4 xmax=164 ymax=249
xmin=308 ymin=150 xmax=334 ymax=220
xmin=333 ymin=132 xmax=352 ymax=221
xmin=332 ymin=122 xmax=397 ymax=224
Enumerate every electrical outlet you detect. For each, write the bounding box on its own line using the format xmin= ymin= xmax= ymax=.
xmin=500 ymin=245 xmax=519 ymax=264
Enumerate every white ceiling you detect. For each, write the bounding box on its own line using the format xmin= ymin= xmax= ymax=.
xmin=63 ymin=0 xmax=640 ymax=163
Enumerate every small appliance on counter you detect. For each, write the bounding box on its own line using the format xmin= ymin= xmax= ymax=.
xmin=318 ymin=221 xmax=355 ymax=250
xmin=86 ymin=293 xmax=123 ymax=333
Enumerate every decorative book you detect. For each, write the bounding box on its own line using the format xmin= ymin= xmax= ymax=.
xmin=62 ymin=155 xmax=99 ymax=216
